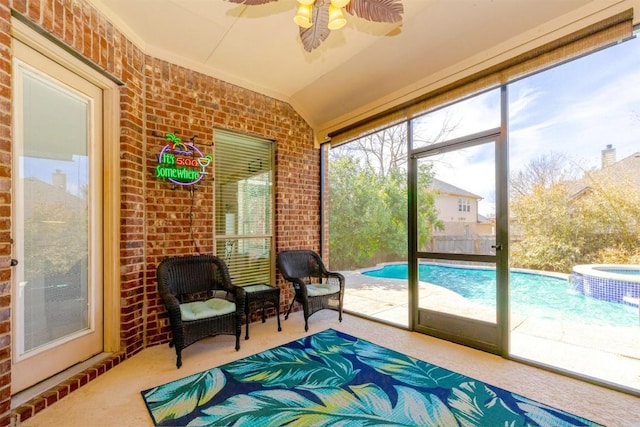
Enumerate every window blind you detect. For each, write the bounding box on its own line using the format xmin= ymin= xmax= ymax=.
xmin=214 ymin=129 xmax=274 ymax=286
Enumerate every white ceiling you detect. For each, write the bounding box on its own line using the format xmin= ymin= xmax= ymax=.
xmin=87 ymin=0 xmax=635 ymax=139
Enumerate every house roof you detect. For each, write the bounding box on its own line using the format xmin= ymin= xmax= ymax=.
xmin=477 ymin=214 xmax=494 ymax=224
xmin=23 ymin=177 xmax=85 ymax=214
xmin=431 ymin=178 xmax=482 ymax=200
xmin=85 ymin=0 xmax=622 ymax=140
xmin=570 ymin=151 xmax=640 ymax=198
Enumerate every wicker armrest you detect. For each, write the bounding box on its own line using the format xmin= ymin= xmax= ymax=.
xmin=161 ymin=292 xmax=181 ymax=311
xmin=326 ymin=271 xmax=345 ymax=286
xmin=290 ymin=278 xmax=309 ymax=297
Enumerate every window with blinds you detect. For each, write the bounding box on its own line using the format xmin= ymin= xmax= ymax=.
xmin=214 ymin=130 xmax=274 ymax=286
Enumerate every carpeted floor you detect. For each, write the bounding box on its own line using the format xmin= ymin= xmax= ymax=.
xmin=19 ymin=311 xmax=640 ymax=426
xmin=142 ymin=328 xmax=602 ymax=426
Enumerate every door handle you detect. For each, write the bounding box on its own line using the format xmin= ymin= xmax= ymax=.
xmin=491 ymin=244 xmax=503 ymax=251
xmin=10 ymin=259 xmax=18 ymax=266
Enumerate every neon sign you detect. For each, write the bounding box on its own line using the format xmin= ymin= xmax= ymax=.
xmin=155 ymin=133 xmax=212 ymax=186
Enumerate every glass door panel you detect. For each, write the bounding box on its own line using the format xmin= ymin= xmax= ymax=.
xmin=416 ymin=259 xmax=497 ymax=323
xmin=12 ymin=40 xmax=103 ymax=393
xmin=414 ymin=138 xmax=502 ymax=353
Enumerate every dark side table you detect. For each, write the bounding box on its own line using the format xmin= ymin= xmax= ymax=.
xmin=243 ymin=284 xmax=281 ymax=340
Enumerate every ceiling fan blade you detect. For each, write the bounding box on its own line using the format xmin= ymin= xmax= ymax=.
xmin=300 ymin=2 xmax=331 ymax=52
xmin=346 ymin=0 xmax=404 ymax=23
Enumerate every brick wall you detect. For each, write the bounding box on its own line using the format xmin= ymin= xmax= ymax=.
xmin=2 ymin=0 xmax=319 ymax=424
xmin=140 ymin=56 xmax=319 ymax=346
xmin=0 ymin=3 xmax=13 ymax=426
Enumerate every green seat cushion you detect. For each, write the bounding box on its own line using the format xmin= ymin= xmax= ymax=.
xmin=306 ymin=283 xmax=340 ymax=297
xmin=180 ymin=298 xmax=236 ymax=321
xmin=244 ymin=284 xmax=274 ymax=293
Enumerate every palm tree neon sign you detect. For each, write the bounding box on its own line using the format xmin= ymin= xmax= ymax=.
xmin=155 ymin=133 xmax=212 ymax=186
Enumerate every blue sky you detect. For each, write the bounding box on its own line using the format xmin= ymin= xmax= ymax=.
xmin=510 ymin=35 xmax=640 ymax=170
xmin=415 ymin=33 xmax=640 ymax=217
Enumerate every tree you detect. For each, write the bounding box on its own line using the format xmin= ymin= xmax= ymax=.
xmin=328 ymin=156 xmax=385 ymax=268
xmin=416 ymin=164 xmax=444 ymax=250
xmin=510 ymin=151 xmax=578 ymax=197
xmin=572 ymin=170 xmax=640 ymax=263
xmin=510 ymin=154 xmax=640 ymax=272
xmin=328 ymin=125 xmax=443 ymax=270
xmin=510 ymin=183 xmax=581 ymax=272
xmin=332 ymin=125 xmax=408 ymax=179
xmin=25 ymin=199 xmax=88 ymax=280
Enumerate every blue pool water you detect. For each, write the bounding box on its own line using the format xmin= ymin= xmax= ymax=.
xmin=363 ymin=264 xmax=639 ymax=327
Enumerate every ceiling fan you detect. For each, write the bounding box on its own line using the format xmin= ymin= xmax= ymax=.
xmin=225 ymin=0 xmax=404 ymax=52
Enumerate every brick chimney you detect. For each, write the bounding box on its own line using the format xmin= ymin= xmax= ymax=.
xmin=601 ymin=144 xmax=616 ymax=168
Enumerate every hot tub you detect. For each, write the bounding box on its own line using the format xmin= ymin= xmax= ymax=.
xmin=572 ymin=264 xmax=640 ymax=306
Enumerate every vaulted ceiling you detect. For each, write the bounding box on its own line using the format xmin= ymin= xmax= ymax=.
xmin=87 ymin=0 xmax=637 ymax=140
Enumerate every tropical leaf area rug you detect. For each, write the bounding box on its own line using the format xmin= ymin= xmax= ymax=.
xmin=141 ymin=329 xmax=602 ymax=426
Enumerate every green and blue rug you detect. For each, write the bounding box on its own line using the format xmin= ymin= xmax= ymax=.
xmin=141 ymin=329 xmax=601 ymax=426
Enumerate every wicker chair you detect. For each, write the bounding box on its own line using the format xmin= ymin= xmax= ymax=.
xmin=157 ymin=255 xmax=245 ymax=368
xmin=276 ymin=250 xmax=344 ymax=331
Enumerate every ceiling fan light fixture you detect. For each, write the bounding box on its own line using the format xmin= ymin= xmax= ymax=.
xmin=226 ymin=0 xmax=403 ymax=52
xmin=293 ymin=3 xmax=313 ymax=28
xmin=328 ymin=4 xmax=347 ymax=30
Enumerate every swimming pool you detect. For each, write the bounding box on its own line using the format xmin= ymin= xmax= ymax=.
xmin=363 ymin=263 xmax=639 ymax=328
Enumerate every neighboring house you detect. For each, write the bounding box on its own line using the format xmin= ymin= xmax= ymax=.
xmin=431 ymin=178 xmax=495 ymax=237
xmin=22 ymin=173 xmax=87 ymax=251
xmin=429 ymin=178 xmax=495 ymax=255
xmin=569 ymin=145 xmax=640 ymax=199
xmin=476 ymin=214 xmax=496 ymax=236
xmin=23 ymin=172 xmax=85 ymax=211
